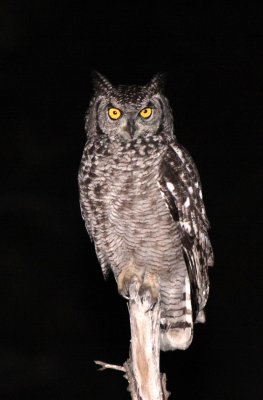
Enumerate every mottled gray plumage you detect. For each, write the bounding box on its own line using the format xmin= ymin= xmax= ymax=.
xmin=78 ymin=72 xmax=214 ymax=351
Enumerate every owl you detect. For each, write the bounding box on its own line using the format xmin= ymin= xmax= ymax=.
xmin=78 ymin=72 xmax=214 ymax=351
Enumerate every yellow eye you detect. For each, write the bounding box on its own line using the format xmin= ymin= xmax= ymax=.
xmin=139 ymin=107 xmax=152 ymax=119
xmin=108 ymin=108 xmax=122 ymax=120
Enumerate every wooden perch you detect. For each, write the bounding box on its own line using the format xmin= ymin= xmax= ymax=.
xmin=95 ymin=280 xmax=170 ymax=399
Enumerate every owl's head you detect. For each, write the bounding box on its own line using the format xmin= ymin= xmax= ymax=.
xmin=86 ymin=72 xmax=174 ymax=143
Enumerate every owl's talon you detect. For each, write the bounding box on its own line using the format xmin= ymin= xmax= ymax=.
xmin=138 ymin=284 xmax=160 ymax=311
xmin=140 ymin=272 xmax=160 ymax=303
xmin=117 ymin=264 xmax=143 ymax=299
xmin=146 ymin=301 xmax=157 ymax=313
xmin=117 ymin=266 xmax=160 ymax=309
xmin=138 ymin=272 xmax=160 ymax=311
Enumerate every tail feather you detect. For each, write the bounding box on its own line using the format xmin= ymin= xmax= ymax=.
xmin=160 ymin=274 xmax=194 ymax=351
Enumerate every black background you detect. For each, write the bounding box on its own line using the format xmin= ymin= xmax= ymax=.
xmin=1 ymin=2 xmax=262 ymax=399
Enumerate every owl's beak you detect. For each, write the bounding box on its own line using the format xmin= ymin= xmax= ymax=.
xmin=122 ymin=119 xmax=135 ymax=140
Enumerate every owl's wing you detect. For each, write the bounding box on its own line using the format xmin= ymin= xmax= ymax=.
xmin=78 ymin=180 xmax=93 ymax=241
xmin=78 ymin=141 xmax=111 ymax=278
xmin=159 ymin=143 xmax=214 ymax=320
xmin=78 ymin=167 xmax=93 ymax=242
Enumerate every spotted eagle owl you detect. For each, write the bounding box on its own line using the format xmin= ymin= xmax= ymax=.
xmin=78 ymin=72 xmax=214 ymax=351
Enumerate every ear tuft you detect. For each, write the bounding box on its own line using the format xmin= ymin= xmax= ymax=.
xmin=148 ymin=72 xmax=167 ymax=94
xmin=91 ymin=71 xmax=114 ymax=95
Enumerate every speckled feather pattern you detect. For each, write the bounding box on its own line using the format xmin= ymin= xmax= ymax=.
xmin=78 ymin=73 xmax=213 ymax=351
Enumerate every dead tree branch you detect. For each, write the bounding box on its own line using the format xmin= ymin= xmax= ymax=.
xmin=95 ymin=280 xmax=170 ymax=399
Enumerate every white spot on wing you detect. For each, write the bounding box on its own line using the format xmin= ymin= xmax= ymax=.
xmin=166 ymin=182 xmax=174 ymax=192
xmin=188 ymin=186 xmax=193 ymax=194
xmin=182 ymin=221 xmax=192 ymax=234
xmin=184 ymin=197 xmax=190 ymax=207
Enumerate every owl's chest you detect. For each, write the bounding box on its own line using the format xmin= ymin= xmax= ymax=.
xmin=97 ymin=154 xmax=169 ymax=231
xmin=88 ymin=148 xmax=178 ymax=251
xmin=109 ymin=153 xmax=159 ymax=199
xmin=88 ymin=144 xmax=170 ymax=221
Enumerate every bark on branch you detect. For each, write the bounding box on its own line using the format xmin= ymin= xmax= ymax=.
xmin=95 ymin=280 xmax=170 ymax=399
